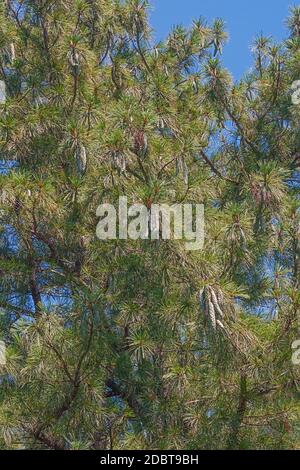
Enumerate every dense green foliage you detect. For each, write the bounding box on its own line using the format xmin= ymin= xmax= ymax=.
xmin=0 ymin=0 xmax=299 ymax=450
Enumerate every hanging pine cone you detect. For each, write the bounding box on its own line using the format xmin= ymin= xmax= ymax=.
xmin=176 ymin=156 xmax=189 ymax=185
xmin=192 ymin=77 xmax=199 ymax=94
xmin=199 ymin=286 xmax=225 ymax=332
xmin=183 ymin=161 xmax=189 ymax=185
xmin=67 ymin=47 xmax=81 ymax=76
xmin=227 ymin=221 xmax=247 ymax=247
xmin=14 ymin=197 xmax=22 ymax=214
xmin=75 ymin=144 xmax=87 ymax=175
xmin=133 ymin=130 xmax=148 ymax=158
xmin=10 ymin=43 xmax=15 ymax=62
xmin=157 ymin=117 xmax=166 ymax=130
xmin=0 ymin=80 xmax=6 ymax=104
xmin=176 ymin=155 xmax=183 ymax=175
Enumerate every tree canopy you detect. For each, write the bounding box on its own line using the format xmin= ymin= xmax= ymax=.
xmin=0 ymin=0 xmax=299 ymax=450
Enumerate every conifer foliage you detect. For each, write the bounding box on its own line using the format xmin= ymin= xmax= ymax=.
xmin=0 ymin=0 xmax=299 ymax=450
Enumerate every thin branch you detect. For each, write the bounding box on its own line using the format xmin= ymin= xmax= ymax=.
xmin=199 ymin=149 xmax=238 ymax=184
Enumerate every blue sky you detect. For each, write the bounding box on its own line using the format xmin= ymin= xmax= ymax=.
xmin=150 ymin=0 xmax=293 ymax=80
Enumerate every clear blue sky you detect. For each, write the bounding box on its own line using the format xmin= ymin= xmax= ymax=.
xmin=150 ymin=0 xmax=293 ymax=80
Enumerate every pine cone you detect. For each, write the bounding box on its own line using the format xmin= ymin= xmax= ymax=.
xmin=133 ymin=130 xmax=148 ymax=158
xmin=75 ymin=144 xmax=87 ymax=175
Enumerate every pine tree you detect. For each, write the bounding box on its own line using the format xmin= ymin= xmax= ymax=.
xmin=0 ymin=0 xmax=299 ymax=450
